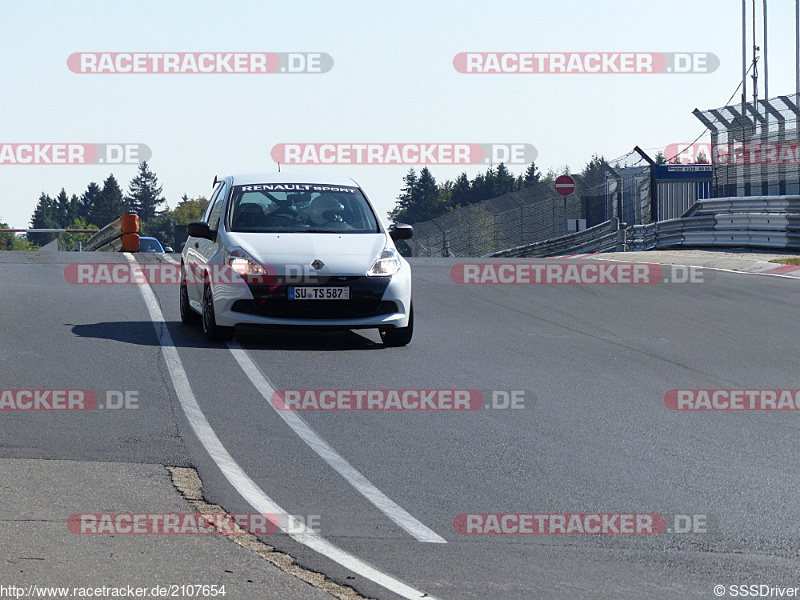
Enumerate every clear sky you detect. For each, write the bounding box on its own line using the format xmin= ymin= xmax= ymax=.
xmin=1 ymin=0 xmax=798 ymax=229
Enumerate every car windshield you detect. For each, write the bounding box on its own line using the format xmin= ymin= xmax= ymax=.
xmin=138 ymin=238 xmax=163 ymax=252
xmin=227 ymin=183 xmax=379 ymax=233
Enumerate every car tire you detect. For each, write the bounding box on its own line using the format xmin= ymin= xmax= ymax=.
xmin=202 ymin=283 xmax=234 ymax=341
xmin=180 ymin=265 xmax=200 ymax=325
xmin=380 ymin=304 xmax=413 ymax=347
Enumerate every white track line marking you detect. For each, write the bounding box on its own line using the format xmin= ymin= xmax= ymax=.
xmin=227 ymin=342 xmax=447 ymax=544
xmin=166 ymin=251 xmax=444 ymax=541
xmin=166 ymin=251 xmax=444 ymax=540
xmin=592 ymin=256 xmax=800 ymax=280
xmin=124 ymin=254 xmax=440 ymax=600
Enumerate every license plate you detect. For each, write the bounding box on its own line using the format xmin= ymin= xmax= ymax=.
xmin=288 ymin=286 xmax=350 ymax=300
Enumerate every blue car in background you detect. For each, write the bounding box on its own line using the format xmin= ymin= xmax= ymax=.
xmin=139 ymin=236 xmax=173 ymax=253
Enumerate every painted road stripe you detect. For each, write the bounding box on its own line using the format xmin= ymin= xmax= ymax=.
xmin=594 ymin=256 xmax=800 ymax=281
xmin=166 ymin=252 xmax=444 ymax=541
xmin=548 ymin=253 xmax=597 ymax=259
xmin=125 ymin=254 xmax=441 ymax=600
xmin=227 ymin=342 xmax=447 ymax=544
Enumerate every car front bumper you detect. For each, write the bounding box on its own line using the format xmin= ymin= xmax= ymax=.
xmin=210 ymin=267 xmax=412 ymax=329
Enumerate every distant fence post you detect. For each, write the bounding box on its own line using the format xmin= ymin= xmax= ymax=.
xmin=431 ymin=219 xmax=450 ymax=257
xmin=614 ymin=218 xmax=625 ymax=251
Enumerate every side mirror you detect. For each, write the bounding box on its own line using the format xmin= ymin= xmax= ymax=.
xmin=389 ymin=223 xmax=413 ymax=241
xmin=187 ymin=221 xmax=215 ymax=241
xmin=163 ymin=246 xmax=174 ymax=253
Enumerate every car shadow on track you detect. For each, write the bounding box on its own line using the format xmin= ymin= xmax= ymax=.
xmin=232 ymin=325 xmax=385 ymax=351
xmin=69 ymin=321 xmax=385 ymax=351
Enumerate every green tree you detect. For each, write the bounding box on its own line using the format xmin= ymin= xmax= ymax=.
xmin=29 ymin=192 xmax=58 ymax=246
xmin=471 ymin=167 xmax=497 ymax=203
xmin=437 ymin=180 xmax=454 ymax=211
xmin=59 ymin=218 xmax=97 ymax=251
xmin=0 ymin=221 xmax=35 ymax=250
xmin=388 ymin=168 xmax=419 ymax=224
xmin=449 ymin=172 xmax=472 ymax=208
xmin=172 ymin=194 xmax=209 ymax=225
xmin=494 ymin=163 xmax=517 ymax=196
xmin=53 ymin=188 xmax=80 ymax=227
xmin=575 ymin=154 xmax=607 ymax=196
xmin=391 ymin=164 xmax=544 ymax=225
xmin=521 ymin=162 xmax=542 ymax=188
xmin=79 ymin=182 xmax=102 ymax=225
xmin=162 ymin=194 xmax=210 ymax=250
xmin=125 ymin=162 xmax=165 ymax=222
xmin=414 ymin=167 xmax=441 ymax=222
xmin=54 ymin=188 xmax=70 ymax=225
xmin=140 ymin=211 xmax=174 ymax=249
xmin=654 ymin=151 xmax=667 ymax=165
xmin=388 ymin=168 xmax=442 ymax=223
xmin=92 ymin=174 xmax=128 ymax=228
xmin=541 ymin=167 xmax=558 ymax=188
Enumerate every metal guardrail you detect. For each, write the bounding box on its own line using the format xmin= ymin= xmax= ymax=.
xmin=485 ymin=219 xmax=623 ymax=258
xmin=0 ymin=228 xmax=97 ymax=234
xmin=486 ymin=195 xmax=800 ymax=257
xmin=84 ymin=214 xmax=140 ymax=252
xmin=627 ymin=196 xmax=800 ymax=252
xmin=683 ymin=196 xmax=800 ymax=216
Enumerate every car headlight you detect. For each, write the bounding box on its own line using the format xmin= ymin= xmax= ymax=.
xmin=367 ymin=248 xmax=402 ymax=277
xmin=225 ymin=248 xmax=270 ymax=281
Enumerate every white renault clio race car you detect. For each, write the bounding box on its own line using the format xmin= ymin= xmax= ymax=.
xmin=179 ymin=172 xmax=414 ymax=346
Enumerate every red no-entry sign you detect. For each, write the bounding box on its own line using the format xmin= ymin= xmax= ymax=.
xmin=555 ymin=175 xmax=575 ymax=196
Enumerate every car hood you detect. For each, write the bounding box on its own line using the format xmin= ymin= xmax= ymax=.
xmin=225 ymin=231 xmax=390 ymax=276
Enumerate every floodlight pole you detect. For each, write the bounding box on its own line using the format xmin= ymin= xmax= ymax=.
xmin=742 ymin=0 xmax=748 ymax=114
xmin=763 ymin=0 xmax=768 ymax=101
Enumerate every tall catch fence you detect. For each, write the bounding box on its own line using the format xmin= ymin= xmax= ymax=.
xmin=408 ymin=183 xmax=581 ymax=257
xmin=408 ymin=94 xmax=800 ymax=258
xmin=693 ymin=93 xmax=800 ymax=197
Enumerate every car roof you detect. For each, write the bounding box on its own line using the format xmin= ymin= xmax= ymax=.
xmin=224 ymin=172 xmax=360 ymax=187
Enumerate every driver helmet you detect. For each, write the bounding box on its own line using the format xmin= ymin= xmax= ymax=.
xmin=308 ymin=195 xmax=345 ymax=226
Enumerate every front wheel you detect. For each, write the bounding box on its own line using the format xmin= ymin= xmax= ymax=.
xmin=202 ymin=283 xmax=234 ymax=341
xmin=180 ymin=265 xmax=200 ymax=325
xmin=380 ymin=305 xmax=413 ymax=347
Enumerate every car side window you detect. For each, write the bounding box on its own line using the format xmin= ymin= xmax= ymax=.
xmin=207 ymin=184 xmax=229 ymax=231
xmin=203 ymin=185 xmax=221 ymax=222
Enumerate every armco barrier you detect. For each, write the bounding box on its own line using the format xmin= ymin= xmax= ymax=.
xmin=85 ymin=214 xmax=139 ymax=252
xmin=626 ymin=196 xmax=800 ymax=252
xmin=485 ymin=219 xmax=623 ymax=258
xmin=489 ymin=195 xmax=800 ymax=256
xmin=683 ymin=196 xmax=800 ymax=216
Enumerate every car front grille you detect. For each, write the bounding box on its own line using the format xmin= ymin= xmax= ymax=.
xmin=233 ymin=276 xmax=397 ymax=319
